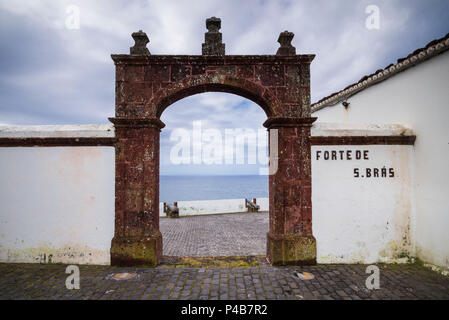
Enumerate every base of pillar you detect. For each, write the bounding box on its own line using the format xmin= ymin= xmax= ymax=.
xmin=266 ymin=232 xmax=316 ymax=266
xmin=110 ymin=232 xmax=162 ymax=267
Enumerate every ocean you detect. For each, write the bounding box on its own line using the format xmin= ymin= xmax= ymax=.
xmin=160 ymin=175 xmax=268 ymax=203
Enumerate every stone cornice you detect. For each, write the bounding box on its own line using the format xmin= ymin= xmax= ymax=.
xmin=0 ymin=134 xmax=415 ymax=147
xmin=0 ymin=137 xmax=116 ymax=147
xmin=109 ymin=117 xmax=166 ymax=129
xmin=263 ymin=117 xmax=317 ymax=128
xmin=311 ymin=135 xmax=416 ymax=145
xmin=111 ymin=54 xmax=315 ymax=65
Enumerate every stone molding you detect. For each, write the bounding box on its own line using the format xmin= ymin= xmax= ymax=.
xmin=109 ymin=117 xmax=166 ymax=129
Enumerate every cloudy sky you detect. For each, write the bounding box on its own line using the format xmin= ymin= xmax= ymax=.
xmin=0 ymin=0 xmax=448 ymax=175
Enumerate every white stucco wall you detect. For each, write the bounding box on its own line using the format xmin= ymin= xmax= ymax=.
xmin=0 ymin=124 xmax=114 ymax=138
xmin=0 ymin=124 xmax=417 ymax=265
xmin=312 ymin=145 xmax=414 ymax=263
xmin=0 ymin=146 xmax=115 ymax=265
xmin=313 ymin=50 xmax=449 ymax=270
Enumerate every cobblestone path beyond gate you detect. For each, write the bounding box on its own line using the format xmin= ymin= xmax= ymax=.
xmin=160 ymin=212 xmax=269 ymax=257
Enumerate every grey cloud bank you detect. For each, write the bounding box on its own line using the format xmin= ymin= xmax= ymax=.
xmin=0 ymin=0 xmax=448 ymax=174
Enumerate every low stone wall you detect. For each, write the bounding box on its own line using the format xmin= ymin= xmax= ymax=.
xmin=159 ymin=198 xmax=269 ymax=217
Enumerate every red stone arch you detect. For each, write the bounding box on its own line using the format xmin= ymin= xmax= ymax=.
xmin=151 ymin=75 xmax=280 ymax=118
xmin=109 ymin=19 xmax=317 ymax=266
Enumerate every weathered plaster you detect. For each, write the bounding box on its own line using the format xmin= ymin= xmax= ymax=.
xmin=0 ymin=124 xmax=418 ymax=265
xmin=0 ymin=146 xmax=114 ymax=265
xmin=312 ymin=145 xmax=414 ymax=264
xmin=0 ymin=243 xmax=110 ymax=265
xmin=313 ymin=50 xmax=449 ymax=270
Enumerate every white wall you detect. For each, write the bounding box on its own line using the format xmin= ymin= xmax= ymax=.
xmin=160 ymin=198 xmax=269 ymax=217
xmin=0 ymin=147 xmax=115 ymax=265
xmin=0 ymin=124 xmax=114 ymax=138
xmin=0 ymin=125 xmax=418 ymax=266
xmin=314 ymin=51 xmax=449 ymax=270
xmin=312 ymin=145 xmax=414 ymax=263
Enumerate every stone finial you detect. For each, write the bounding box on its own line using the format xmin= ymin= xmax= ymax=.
xmin=276 ymin=31 xmax=296 ymax=56
xmin=206 ymin=16 xmax=221 ymax=32
xmin=130 ymin=30 xmax=150 ymax=55
xmin=202 ymin=17 xmax=225 ymax=56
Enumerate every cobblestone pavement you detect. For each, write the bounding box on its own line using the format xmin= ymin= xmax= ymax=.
xmin=160 ymin=212 xmax=269 ymax=257
xmin=0 ymin=262 xmax=448 ymax=300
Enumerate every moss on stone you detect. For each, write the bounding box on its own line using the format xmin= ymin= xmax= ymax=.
xmin=158 ymin=255 xmax=265 ymax=268
xmin=110 ymin=234 xmax=162 ymax=267
xmin=267 ymin=234 xmax=317 ymax=266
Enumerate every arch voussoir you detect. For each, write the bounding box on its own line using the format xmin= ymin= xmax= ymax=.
xmin=151 ymin=74 xmax=280 ymax=118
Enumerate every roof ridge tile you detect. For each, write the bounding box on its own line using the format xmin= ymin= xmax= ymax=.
xmin=312 ymin=32 xmax=449 ymax=112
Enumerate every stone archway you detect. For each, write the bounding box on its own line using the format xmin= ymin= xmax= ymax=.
xmin=109 ymin=17 xmax=317 ymax=266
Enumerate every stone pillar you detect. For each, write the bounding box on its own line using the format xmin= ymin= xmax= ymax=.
xmin=264 ymin=117 xmax=317 ymax=265
xmin=109 ymin=117 xmax=165 ymax=266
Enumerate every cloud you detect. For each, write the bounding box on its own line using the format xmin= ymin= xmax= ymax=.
xmin=159 ymin=92 xmax=267 ymax=174
xmin=0 ymin=0 xmax=448 ymax=174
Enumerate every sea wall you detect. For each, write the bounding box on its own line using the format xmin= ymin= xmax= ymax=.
xmin=160 ymin=198 xmax=269 ymax=217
